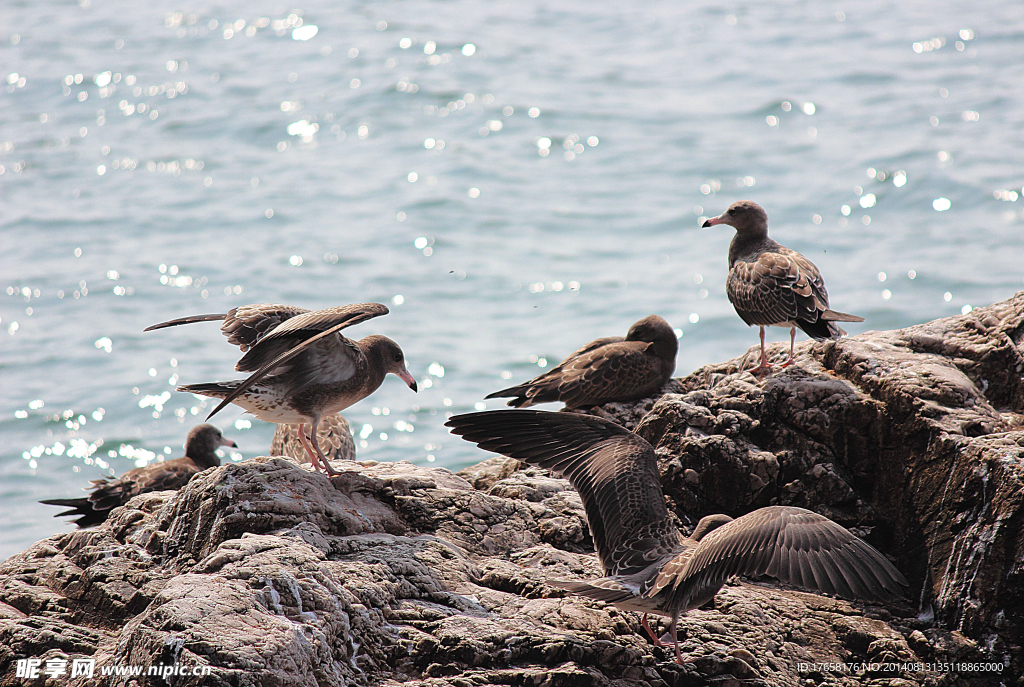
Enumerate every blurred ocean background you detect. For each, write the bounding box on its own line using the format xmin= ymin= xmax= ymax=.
xmin=2 ymin=0 xmax=1022 ymax=560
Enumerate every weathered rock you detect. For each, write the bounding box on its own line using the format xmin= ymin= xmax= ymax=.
xmin=1 ymin=294 xmax=1022 ymax=686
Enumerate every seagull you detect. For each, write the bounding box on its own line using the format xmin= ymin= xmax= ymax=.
xmin=446 ymin=410 xmax=907 ymax=663
xmin=41 ymin=424 xmax=235 ymax=528
xmin=485 ymin=315 xmax=677 ymax=408
xmin=145 ymin=302 xmax=416 ymax=476
xmin=271 ymin=412 xmax=356 ymax=464
xmin=702 ymin=200 xmax=864 ymax=374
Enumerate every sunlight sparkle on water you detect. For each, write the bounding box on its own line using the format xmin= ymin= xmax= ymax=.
xmin=286 ymin=120 xmax=318 ymax=142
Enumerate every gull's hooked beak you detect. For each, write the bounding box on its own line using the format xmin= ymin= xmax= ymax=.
xmin=397 ymin=368 xmax=418 ymax=392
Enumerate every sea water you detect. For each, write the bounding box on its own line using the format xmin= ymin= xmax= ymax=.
xmin=1 ymin=0 xmax=1022 ymax=559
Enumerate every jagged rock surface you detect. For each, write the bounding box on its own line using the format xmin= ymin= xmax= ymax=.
xmin=2 ymin=294 xmax=1023 ymax=686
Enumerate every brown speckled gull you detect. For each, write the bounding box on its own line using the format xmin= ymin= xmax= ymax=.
xmin=146 ymin=302 xmax=415 ymax=476
xmin=271 ymin=412 xmax=356 ymax=463
xmin=703 ymin=200 xmax=864 ymax=374
xmin=485 ymin=314 xmax=677 ymax=408
xmin=40 ymin=424 xmax=235 ymax=528
xmin=446 ymin=410 xmax=907 ymax=663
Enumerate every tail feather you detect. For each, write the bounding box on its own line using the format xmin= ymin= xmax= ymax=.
xmin=797 ymin=317 xmax=847 ymax=341
xmin=820 ymin=309 xmax=864 ymax=323
xmin=39 ymin=498 xmax=107 ymax=528
xmin=483 ymin=385 xmax=532 ymax=407
xmin=550 ymin=578 xmax=638 ymax=604
xmin=177 ymin=382 xmax=239 ymax=399
xmin=39 ymin=497 xmax=90 ymax=514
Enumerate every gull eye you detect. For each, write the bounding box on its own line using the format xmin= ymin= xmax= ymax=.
xmin=728 ymin=208 xmax=737 ymax=216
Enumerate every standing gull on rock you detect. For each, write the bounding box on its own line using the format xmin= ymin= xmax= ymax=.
xmin=485 ymin=315 xmax=678 ymax=408
xmin=703 ymin=200 xmax=864 ymax=374
xmin=446 ymin=410 xmax=907 ymax=663
xmin=146 ymin=302 xmax=416 ymax=476
xmin=41 ymin=424 xmax=235 ymax=528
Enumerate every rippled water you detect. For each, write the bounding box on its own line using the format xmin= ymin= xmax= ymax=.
xmin=2 ymin=0 xmax=1022 ymax=559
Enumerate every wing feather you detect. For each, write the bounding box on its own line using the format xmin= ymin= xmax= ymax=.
xmin=235 ymin=303 xmax=388 ymax=372
xmin=727 ymin=248 xmax=862 ymax=339
xmin=447 ymin=410 xmax=683 ymax=575
xmin=678 ymin=506 xmax=907 ymax=606
xmin=144 ymin=304 xmax=312 ymax=352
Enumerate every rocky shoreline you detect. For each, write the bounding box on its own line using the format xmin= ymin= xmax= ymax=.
xmin=2 ymin=294 xmax=1022 ymax=686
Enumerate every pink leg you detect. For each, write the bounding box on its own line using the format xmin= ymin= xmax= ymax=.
xmin=748 ymin=326 xmax=774 ymax=375
xmin=641 ymin=613 xmax=664 ymax=646
xmin=780 ymin=326 xmax=797 ymax=368
xmin=308 ymin=418 xmax=339 ymax=476
xmin=297 ymin=424 xmax=326 ymax=472
xmin=671 ymin=616 xmax=683 ymax=664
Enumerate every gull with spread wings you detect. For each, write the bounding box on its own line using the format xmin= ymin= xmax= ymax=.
xmin=447 ymin=410 xmax=907 ymax=663
xmin=146 ymin=302 xmax=416 ymax=476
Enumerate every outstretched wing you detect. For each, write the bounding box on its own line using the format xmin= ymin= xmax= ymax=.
xmin=446 ymin=410 xmax=683 ymax=576
xmin=648 ymin=506 xmax=907 ymax=607
xmin=205 ymin=304 xmax=388 ymax=420
xmin=234 ymin=303 xmax=389 ymax=372
xmin=145 ymin=304 xmax=311 ymax=352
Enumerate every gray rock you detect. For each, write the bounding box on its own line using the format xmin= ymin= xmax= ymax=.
xmin=3 ymin=294 xmax=1023 ymax=686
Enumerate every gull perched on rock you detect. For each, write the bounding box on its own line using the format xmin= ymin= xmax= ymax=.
xmin=485 ymin=315 xmax=678 ymax=408
xmin=41 ymin=424 xmax=235 ymax=528
xmin=446 ymin=409 xmax=907 ymax=663
xmin=146 ymin=302 xmax=415 ymax=476
xmin=703 ymin=200 xmax=864 ymax=374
